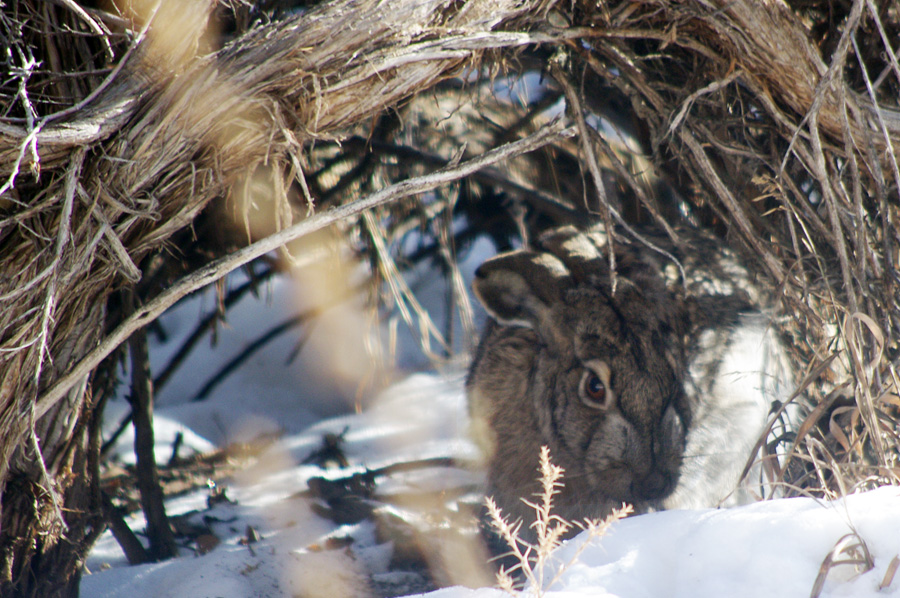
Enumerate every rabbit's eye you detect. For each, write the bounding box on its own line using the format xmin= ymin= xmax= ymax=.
xmin=578 ymin=368 xmax=611 ymax=409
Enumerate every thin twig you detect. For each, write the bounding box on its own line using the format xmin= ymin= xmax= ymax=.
xmin=676 ymin=128 xmax=786 ymax=280
xmin=50 ymin=0 xmax=114 ymax=60
xmin=667 ymin=68 xmax=743 ymax=138
xmin=0 ymin=0 xmax=156 ymax=201
xmin=779 ymin=0 xmax=864 ymax=174
xmin=190 ymin=311 xmax=314 ymax=402
xmin=23 ymin=149 xmax=86 ymax=535
xmin=337 ymin=137 xmax=585 ymax=223
xmin=364 ymin=210 xmax=450 ymax=362
xmin=550 ymin=57 xmax=618 ymax=291
xmin=852 ymin=33 xmax=900 ymax=214
xmin=153 ymin=262 xmax=277 ymax=393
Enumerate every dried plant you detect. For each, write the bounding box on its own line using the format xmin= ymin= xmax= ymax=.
xmin=3 ymin=0 xmax=900 ymax=593
xmin=810 ymin=530 xmax=875 ymax=598
xmin=485 ymin=446 xmax=633 ymax=596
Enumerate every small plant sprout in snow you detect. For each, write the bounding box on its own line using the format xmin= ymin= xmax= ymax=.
xmin=485 ymin=446 xmax=633 ymax=596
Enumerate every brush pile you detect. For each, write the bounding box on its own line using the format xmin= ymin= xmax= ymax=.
xmin=1 ymin=0 xmax=899 ymax=593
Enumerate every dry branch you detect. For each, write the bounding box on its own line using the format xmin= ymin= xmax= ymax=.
xmin=34 ymin=119 xmax=572 ymax=418
xmin=0 ymin=0 xmax=568 ymax=593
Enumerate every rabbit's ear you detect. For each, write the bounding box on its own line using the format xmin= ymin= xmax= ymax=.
xmin=473 ymin=250 xmax=571 ymax=328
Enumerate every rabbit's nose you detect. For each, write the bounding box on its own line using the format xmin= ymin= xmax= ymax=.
xmin=634 ymin=471 xmax=672 ymax=500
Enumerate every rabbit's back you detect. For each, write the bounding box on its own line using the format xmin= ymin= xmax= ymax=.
xmin=467 ymin=225 xmax=791 ymax=530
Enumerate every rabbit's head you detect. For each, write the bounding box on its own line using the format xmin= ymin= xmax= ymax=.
xmin=467 ymin=226 xmax=694 ymax=525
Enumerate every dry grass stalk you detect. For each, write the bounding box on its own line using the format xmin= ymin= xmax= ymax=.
xmin=486 ymin=446 xmax=632 ymax=596
xmin=880 ymin=555 xmax=900 ymax=591
xmin=809 ymin=532 xmax=874 ymax=598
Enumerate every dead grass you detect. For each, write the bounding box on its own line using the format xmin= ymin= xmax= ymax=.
xmin=810 ymin=531 xmax=874 ymax=598
xmin=485 ymin=446 xmax=632 ymax=596
xmin=2 ymin=0 xmax=900 ymax=589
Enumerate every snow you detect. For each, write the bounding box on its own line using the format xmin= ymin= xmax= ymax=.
xmin=109 ymin=271 xmax=370 ymax=449
xmin=83 ymin=263 xmax=900 ymax=598
xmin=83 ymin=366 xmax=900 ymax=598
xmin=552 ymin=488 xmax=900 ymax=598
xmin=85 ymin=371 xmax=480 ymax=597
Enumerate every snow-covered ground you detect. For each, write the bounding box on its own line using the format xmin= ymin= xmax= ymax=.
xmin=84 ymin=366 xmax=900 ymax=598
xmin=83 ymin=258 xmax=900 ymax=598
xmin=86 ymin=372 xmax=482 ymax=597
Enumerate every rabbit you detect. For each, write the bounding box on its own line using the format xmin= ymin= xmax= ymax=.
xmin=466 ymin=224 xmax=792 ymax=539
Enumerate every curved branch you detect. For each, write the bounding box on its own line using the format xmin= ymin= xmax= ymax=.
xmin=34 ymin=119 xmax=574 ymax=418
